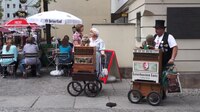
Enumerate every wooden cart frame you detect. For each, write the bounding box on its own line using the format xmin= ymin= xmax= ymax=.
xmin=128 ymin=49 xmax=164 ymax=106
xmin=67 ymin=46 xmax=102 ymax=97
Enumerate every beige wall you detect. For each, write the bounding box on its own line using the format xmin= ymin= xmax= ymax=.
xmin=127 ymin=0 xmax=200 ymax=72
xmin=47 ymin=0 xmax=111 ymax=41
xmin=92 ymin=24 xmax=135 ymax=67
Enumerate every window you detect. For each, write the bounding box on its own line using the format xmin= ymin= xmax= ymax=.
xmin=25 ymin=5 xmax=27 ymax=10
xmin=19 ymin=4 xmax=22 ymax=8
xmin=7 ymin=4 xmax=10 ymax=8
xmin=136 ymin=12 xmax=141 ymax=42
xmin=167 ymin=7 xmax=200 ymax=39
xmin=13 ymin=13 xmax=16 ymax=18
xmin=7 ymin=13 xmax=10 ymax=18
xmin=13 ymin=4 xmax=16 ymax=8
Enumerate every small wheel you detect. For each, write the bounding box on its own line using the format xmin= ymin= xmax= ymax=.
xmin=147 ymin=92 xmax=161 ymax=106
xmin=127 ymin=89 xmax=142 ymax=103
xmin=84 ymin=82 xmax=99 ymax=97
xmin=95 ymin=80 xmax=102 ymax=92
xmin=67 ymin=81 xmax=83 ymax=96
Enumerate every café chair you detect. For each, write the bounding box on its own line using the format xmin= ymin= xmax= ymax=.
xmin=23 ymin=53 xmax=39 ymax=77
xmin=45 ymin=48 xmax=56 ymax=70
xmin=57 ymin=52 xmax=73 ymax=76
xmin=0 ymin=54 xmax=16 ymax=78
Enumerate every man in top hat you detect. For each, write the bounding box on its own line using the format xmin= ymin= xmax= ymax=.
xmin=154 ymin=20 xmax=178 ymax=99
xmin=154 ymin=20 xmax=178 ymax=68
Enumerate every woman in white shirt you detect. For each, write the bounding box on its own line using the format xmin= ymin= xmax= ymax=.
xmin=89 ymin=27 xmax=106 ymax=76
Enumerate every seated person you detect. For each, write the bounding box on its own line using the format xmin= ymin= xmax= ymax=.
xmin=0 ymin=40 xmax=3 ymax=53
xmin=0 ymin=40 xmax=3 ymax=75
xmin=19 ymin=37 xmax=41 ymax=77
xmin=0 ymin=39 xmax=18 ymax=78
xmin=58 ymin=35 xmax=72 ymax=64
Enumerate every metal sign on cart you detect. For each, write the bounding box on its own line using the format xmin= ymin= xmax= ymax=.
xmin=132 ymin=49 xmax=162 ymax=83
xmin=132 ymin=61 xmax=159 ymax=83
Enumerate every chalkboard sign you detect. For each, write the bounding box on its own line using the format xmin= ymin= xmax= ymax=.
xmin=100 ymin=50 xmax=121 ymax=83
xmin=167 ymin=7 xmax=200 ymax=39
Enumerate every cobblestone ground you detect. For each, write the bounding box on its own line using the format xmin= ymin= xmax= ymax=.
xmin=0 ymin=68 xmax=199 ymax=112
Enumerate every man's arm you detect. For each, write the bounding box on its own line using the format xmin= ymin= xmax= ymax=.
xmin=168 ymin=46 xmax=178 ymax=64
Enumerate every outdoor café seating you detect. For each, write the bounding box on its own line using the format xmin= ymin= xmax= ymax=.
xmin=45 ymin=48 xmax=57 ymax=70
xmin=0 ymin=54 xmax=16 ymax=78
xmin=57 ymin=52 xmax=73 ymax=76
xmin=23 ymin=53 xmax=39 ymax=77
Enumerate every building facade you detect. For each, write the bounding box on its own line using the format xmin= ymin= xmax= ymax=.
xmin=0 ymin=0 xmax=38 ymax=24
xmin=47 ymin=0 xmax=111 ymax=39
xmin=113 ymin=0 xmax=200 ymax=72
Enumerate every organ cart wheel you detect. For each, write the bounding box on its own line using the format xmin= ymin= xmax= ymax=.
xmin=127 ymin=89 xmax=142 ymax=103
xmin=95 ymin=79 xmax=102 ymax=92
xmin=84 ymin=82 xmax=100 ymax=97
xmin=67 ymin=81 xmax=83 ymax=96
xmin=147 ymin=92 xmax=161 ymax=106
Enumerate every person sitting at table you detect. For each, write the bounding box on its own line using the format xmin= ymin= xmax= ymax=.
xmin=19 ymin=37 xmax=41 ymax=77
xmin=0 ymin=38 xmax=18 ymax=78
xmin=58 ymin=35 xmax=72 ymax=64
xmin=0 ymin=40 xmax=3 ymax=53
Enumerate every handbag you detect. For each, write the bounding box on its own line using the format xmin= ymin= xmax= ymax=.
xmin=165 ymin=64 xmax=182 ymax=93
xmin=100 ymin=54 xmax=108 ymax=84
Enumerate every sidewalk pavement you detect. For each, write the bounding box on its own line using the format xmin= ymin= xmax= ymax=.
xmin=0 ymin=67 xmax=200 ymax=112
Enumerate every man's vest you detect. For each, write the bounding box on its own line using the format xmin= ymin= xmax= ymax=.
xmin=154 ymin=32 xmax=172 ymax=67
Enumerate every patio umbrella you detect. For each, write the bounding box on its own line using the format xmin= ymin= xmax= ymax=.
xmin=26 ymin=10 xmax=82 ymax=25
xmin=27 ymin=10 xmax=82 ymax=76
xmin=0 ymin=27 xmax=11 ymax=33
xmin=3 ymin=18 xmax=39 ymax=29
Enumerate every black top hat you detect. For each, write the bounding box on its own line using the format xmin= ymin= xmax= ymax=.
xmin=154 ymin=20 xmax=166 ymax=28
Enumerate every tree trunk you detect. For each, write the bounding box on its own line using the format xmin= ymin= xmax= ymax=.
xmin=43 ymin=0 xmax=51 ymax=44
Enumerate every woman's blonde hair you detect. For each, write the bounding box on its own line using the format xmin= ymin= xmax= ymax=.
xmin=26 ymin=37 xmax=33 ymax=44
xmin=90 ymin=27 xmax=99 ymax=37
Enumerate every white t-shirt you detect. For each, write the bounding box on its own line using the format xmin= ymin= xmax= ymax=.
xmin=154 ymin=33 xmax=177 ymax=49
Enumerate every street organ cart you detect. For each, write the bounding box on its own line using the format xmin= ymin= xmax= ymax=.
xmin=128 ymin=49 xmax=164 ymax=106
xmin=67 ymin=46 xmax=102 ymax=97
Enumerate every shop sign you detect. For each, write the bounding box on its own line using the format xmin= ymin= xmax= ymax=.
xmin=15 ymin=10 xmax=28 ymax=18
xmin=19 ymin=0 xmax=27 ymax=4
